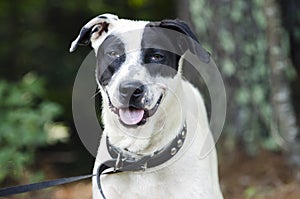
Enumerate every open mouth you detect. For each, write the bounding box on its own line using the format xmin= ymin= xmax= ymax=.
xmin=108 ymin=94 xmax=163 ymax=126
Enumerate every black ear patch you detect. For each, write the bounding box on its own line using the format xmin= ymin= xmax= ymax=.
xmin=160 ymin=19 xmax=198 ymax=41
xmin=70 ymin=22 xmax=109 ymax=52
xmin=156 ymin=19 xmax=210 ymax=63
xmin=70 ymin=14 xmax=119 ymax=52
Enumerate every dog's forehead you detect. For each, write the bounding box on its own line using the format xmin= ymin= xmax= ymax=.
xmin=91 ymin=19 xmax=148 ymax=53
xmin=101 ymin=20 xmax=179 ymax=52
xmin=115 ymin=19 xmax=149 ymax=32
xmin=105 ymin=19 xmax=149 ymax=50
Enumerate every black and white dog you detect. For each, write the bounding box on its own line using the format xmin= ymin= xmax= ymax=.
xmin=70 ymin=14 xmax=223 ymax=199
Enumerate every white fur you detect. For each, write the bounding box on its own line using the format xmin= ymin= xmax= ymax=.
xmin=93 ymin=79 xmax=223 ymax=199
xmin=76 ymin=14 xmax=223 ymax=199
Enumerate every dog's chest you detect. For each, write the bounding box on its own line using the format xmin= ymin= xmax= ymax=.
xmin=103 ymin=172 xmax=176 ymax=198
xmin=101 ymin=169 xmax=200 ymax=199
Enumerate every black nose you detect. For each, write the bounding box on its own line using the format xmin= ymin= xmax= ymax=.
xmin=119 ymin=81 xmax=145 ymax=106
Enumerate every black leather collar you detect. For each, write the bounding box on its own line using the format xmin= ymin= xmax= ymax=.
xmin=106 ymin=121 xmax=187 ymax=172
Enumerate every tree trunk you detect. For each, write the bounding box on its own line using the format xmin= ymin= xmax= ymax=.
xmin=176 ymin=0 xmax=194 ymax=29
xmin=264 ymin=0 xmax=300 ymax=179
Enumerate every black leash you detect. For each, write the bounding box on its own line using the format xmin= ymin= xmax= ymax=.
xmin=96 ymin=159 xmax=118 ymax=199
xmin=0 ymin=174 xmax=94 ymax=197
xmin=0 ymin=159 xmax=118 ymax=198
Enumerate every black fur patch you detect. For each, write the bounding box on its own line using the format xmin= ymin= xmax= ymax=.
xmin=141 ymin=48 xmax=180 ymax=77
xmin=141 ymin=22 xmax=183 ymax=77
xmin=142 ymin=20 xmax=210 ymax=76
xmin=96 ymin=35 xmax=126 ymax=86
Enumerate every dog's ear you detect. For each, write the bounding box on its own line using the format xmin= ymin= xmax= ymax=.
xmin=159 ymin=19 xmax=210 ymax=63
xmin=69 ymin=14 xmax=119 ymax=52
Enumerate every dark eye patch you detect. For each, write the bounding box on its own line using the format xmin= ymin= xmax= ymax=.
xmin=96 ymin=35 xmax=126 ymax=86
xmin=141 ymin=24 xmax=183 ymax=77
xmin=141 ymin=48 xmax=180 ymax=77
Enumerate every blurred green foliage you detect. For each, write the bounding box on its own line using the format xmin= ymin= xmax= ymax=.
xmin=190 ymin=0 xmax=295 ymax=154
xmin=0 ymin=73 xmax=62 ymax=182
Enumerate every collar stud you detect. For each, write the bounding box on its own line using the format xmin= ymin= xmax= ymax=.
xmin=170 ymin=147 xmax=177 ymax=156
xmin=177 ymin=139 xmax=183 ymax=148
xmin=181 ymin=130 xmax=186 ymax=139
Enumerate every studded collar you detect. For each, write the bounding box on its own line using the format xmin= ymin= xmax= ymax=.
xmin=106 ymin=122 xmax=187 ymax=172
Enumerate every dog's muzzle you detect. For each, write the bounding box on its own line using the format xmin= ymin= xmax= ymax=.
xmin=119 ymin=80 xmax=145 ymax=108
xmin=108 ymin=81 xmax=163 ymax=126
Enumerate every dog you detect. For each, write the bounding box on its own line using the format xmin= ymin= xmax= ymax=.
xmin=70 ymin=13 xmax=223 ymax=199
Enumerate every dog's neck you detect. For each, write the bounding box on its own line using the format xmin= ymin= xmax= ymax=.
xmin=105 ymin=121 xmax=187 ymax=170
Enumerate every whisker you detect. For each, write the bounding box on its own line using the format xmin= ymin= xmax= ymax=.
xmin=90 ymin=90 xmax=101 ymax=100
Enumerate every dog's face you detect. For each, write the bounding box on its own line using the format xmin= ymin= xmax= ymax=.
xmin=70 ymin=14 xmax=209 ymax=145
xmin=96 ymin=24 xmax=185 ymax=128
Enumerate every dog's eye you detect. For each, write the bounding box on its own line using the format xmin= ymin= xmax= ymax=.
xmin=151 ymin=53 xmax=164 ymax=62
xmin=107 ymin=51 xmax=120 ymax=58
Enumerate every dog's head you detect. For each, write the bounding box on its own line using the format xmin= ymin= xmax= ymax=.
xmin=70 ymin=14 xmax=209 ymax=151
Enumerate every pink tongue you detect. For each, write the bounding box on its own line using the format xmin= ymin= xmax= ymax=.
xmin=119 ymin=108 xmax=145 ymax=125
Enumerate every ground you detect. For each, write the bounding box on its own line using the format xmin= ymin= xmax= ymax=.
xmin=3 ymin=149 xmax=300 ymax=199
xmin=220 ymin=150 xmax=300 ymax=199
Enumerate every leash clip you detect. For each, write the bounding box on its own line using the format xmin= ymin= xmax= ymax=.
xmin=114 ymin=152 xmax=124 ymax=171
